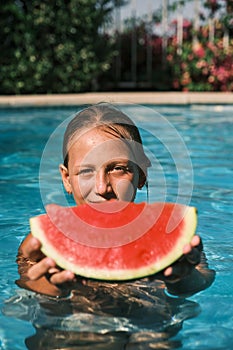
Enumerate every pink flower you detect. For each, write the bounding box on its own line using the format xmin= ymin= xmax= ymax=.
xmin=196 ymin=60 xmax=207 ymax=69
xmin=208 ymin=75 xmax=215 ymax=83
xmin=202 ymin=68 xmax=209 ymax=75
xmin=216 ymin=67 xmax=228 ymax=82
xmin=207 ymin=42 xmax=217 ymax=53
xmin=181 ymin=62 xmax=188 ymax=69
xmin=181 ymin=72 xmax=191 ymax=85
xmin=167 ymin=54 xmax=173 ymax=62
xmin=193 ymin=42 xmax=205 ymax=58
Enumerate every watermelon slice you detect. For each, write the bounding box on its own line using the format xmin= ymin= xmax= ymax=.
xmin=30 ymin=201 xmax=197 ymax=281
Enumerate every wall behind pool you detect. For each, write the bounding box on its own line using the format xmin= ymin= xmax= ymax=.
xmin=0 ymin=92 xmax=232 ymax=108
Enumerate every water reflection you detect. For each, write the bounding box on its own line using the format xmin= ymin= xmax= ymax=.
xmin=4 ymin=279 xmax=200 ymax=349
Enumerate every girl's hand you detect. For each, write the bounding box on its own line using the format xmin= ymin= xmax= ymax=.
xmin=19 ymin=234 xmax=76 ymax=287
xmin=163 ymin=235 xmax=203 ymax=283
xmin=28 ymin=255 xmax=76 ymax=285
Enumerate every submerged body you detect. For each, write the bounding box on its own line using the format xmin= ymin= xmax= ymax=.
xmin=9 ymin=277 xmax=201 ymax=349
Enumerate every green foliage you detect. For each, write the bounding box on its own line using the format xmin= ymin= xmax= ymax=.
xmin=0 ymin=0 xmax=116 ymax=94
xmin=1 ymin=0 xmax=232 ymax=93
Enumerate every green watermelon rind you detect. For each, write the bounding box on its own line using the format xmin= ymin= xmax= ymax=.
xmin=30 ymin=204 xmax=197 ymax=281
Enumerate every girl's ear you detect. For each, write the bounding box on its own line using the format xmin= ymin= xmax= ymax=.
xmin=59 ymin=164 xmax=72 ymax=194
xmin=138 ymin=169 xmax=147 ymax=189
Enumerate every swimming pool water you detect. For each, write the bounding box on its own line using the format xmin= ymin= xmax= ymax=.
xmin=0 ymin=104 xmax=232 ymax=349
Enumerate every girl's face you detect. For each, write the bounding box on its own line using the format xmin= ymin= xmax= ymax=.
xmin=60 ymin=128 xmax=145 ymax=205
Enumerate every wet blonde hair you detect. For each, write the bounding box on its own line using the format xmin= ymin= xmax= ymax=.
xmin=63 ymin=103 xmax=151 ymax=176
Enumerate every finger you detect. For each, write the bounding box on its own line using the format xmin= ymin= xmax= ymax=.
xmin=22 ymin=236 xmax=41 ymax=257
xmin=185 ymin=247 xmax=201 ymax=265
xmin=168 ymin=263 xmax=191 ymax=277
xmin=49 ymin=270 xmax=76 ymax=285
xmin=182 ymin=235 xmax=200 ymax=254
xmin=183 ymin=236 xmax=202 ymax=265
xmin=48 ymin=267 xmax=62 ymax=274
xmin=192 ymin=235 xmax=203 ymax=252
xmin=191 ymin=235 xmax=201 ymax=247
xmin=164 ymin=266 xmax=173 ymax=277
xmin=183 ymin=242 xmax=192 ymax=255
xmin=164 ymin=262 xmax=192 ymax=282
xmin=27 ymin=257 xmax=56 ymax=280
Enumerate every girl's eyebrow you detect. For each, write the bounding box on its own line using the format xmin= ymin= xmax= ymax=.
xmin=71 ymin=165 xmax=94 ymax=174
xmin=73 ymin=164 xmax=94 ymax=169
xmin=107 ymin=159 xmax=130 ymax=164
xmin=75 ymin=158 xmax=130 ymax=166
xmin=72 ymin=159 xmax=132 ymax=171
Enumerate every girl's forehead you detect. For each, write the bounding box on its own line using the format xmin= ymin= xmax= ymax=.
xmin=69 ymin=127 xmax=126 ymax=148
xmin=73 ymin=123 xmax=130 ymax=138
xmin=68 ymin=128 xmax=137 ymax=164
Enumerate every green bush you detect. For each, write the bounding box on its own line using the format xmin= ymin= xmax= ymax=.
xmin=0 ymin=0 xmax=115 ymax=94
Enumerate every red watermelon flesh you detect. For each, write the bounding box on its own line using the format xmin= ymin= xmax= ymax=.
xmin=30 ymin=201 xmax=197 ymax=281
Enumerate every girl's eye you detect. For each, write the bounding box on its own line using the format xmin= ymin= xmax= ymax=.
xmin=109 ymin=165 xmax=131 ymax=174
xmin=78 ymin=168 xmax=94 ymax=177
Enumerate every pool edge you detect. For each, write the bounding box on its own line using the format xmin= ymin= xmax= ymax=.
xmin=0 ymin=92 xmax=233 ymax=107
xmin=0 ymin=92 xmax=232 ymax=107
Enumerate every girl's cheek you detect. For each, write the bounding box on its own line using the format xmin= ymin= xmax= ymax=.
xmin=75 ymin=178 xmax=94 ymax=198
xmin=115 ymin=179 xmax=137 ymax=201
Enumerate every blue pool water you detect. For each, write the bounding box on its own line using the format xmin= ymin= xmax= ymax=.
xmin=0 ymin=104 xmax=232 ymax=349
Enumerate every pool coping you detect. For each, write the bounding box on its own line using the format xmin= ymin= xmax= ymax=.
xmin=0 ymin=92 xmax=232 ymax=107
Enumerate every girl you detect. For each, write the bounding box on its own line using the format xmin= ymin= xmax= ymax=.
xmin=16 ymin=103 xmax=214 ymax=298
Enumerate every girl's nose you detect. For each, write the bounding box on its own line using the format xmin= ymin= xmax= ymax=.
xmin=95 ymin=170 xmax=112 ymax=195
